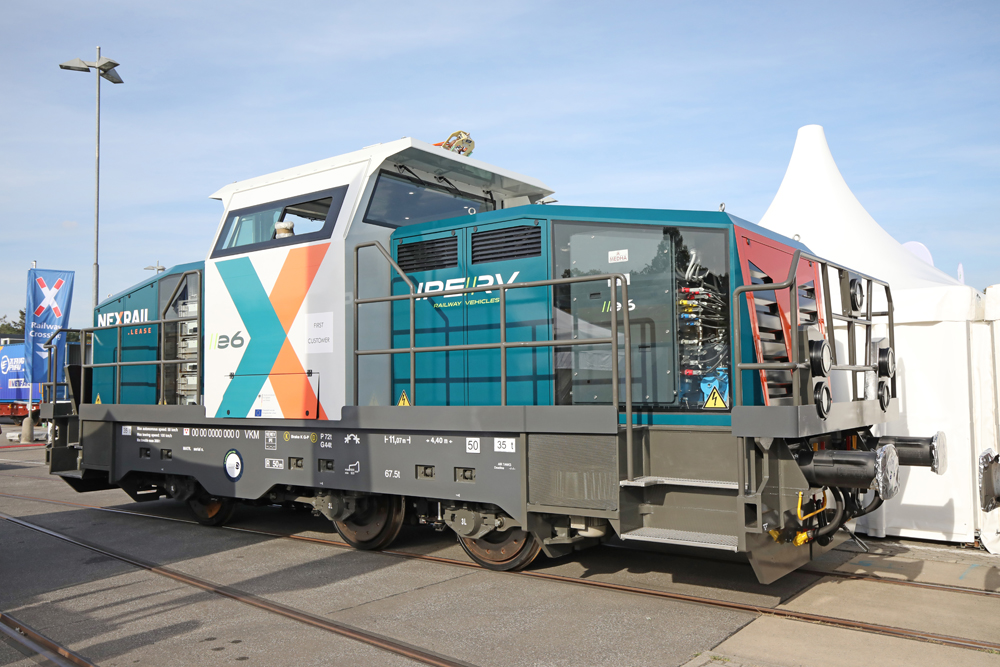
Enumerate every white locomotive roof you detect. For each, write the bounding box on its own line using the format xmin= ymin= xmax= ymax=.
xmin=209 ymin=137 xmax=554 ymax=202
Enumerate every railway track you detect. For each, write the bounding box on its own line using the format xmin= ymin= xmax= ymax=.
xmin=0 ymin=491 xmax=998 ymax=655
xmin=0 ymin=510 xmax=475 ymax=667
xmin=0 ymin=489 xmax=995 ymax=600
xmin=0 ymin=611 xmax=97 ymax=667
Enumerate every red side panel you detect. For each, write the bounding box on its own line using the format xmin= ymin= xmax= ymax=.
xmin=735 ymin=226 xmax=826 ymax=406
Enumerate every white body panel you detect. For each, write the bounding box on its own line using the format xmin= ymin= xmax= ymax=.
xmin=203 ymin=139 xmax=553 ymax=421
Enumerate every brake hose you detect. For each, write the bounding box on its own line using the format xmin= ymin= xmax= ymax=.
xmin=815 ymin=487 xmax=845 ymax=538
xmin=853 ymin=492 xmax=884 ymax=518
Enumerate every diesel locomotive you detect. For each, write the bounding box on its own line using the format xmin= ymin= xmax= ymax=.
xmin=42 ymin=138 xmax=946 ymax=583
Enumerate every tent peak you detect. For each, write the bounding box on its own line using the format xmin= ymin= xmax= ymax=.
xmin=759 ymin=125 xmax=961 ymax=291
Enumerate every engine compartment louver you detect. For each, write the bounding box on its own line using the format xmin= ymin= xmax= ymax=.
xmin=396 ymin=237 xmax=458 ymax=273
xmin=471 ymin=225 xmax=541 ymax=264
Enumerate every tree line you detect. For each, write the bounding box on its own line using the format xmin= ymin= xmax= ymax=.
xmin=0 ymin=310 xmax=25 ymax=336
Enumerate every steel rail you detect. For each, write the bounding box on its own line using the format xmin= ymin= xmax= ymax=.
xmin=1 ymin=492 xmax=998 ymax=653
xmin=0 ymin=511 xmax=476 ymax=667
xmin=0 ymin=612 xmax=97 ymax=667
xmin=0 ymin=472 xmax=61 ymax=482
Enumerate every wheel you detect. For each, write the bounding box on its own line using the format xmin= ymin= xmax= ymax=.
xmin=189 ymin=497 xmax=238 ymax=526
xmin=459 ymin=528 xmax=542 ymax=571
xmin=334 ymin=495 xmax=405 ymax=550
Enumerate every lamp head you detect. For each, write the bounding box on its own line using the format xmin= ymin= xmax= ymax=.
xmin=94 ymin=56 xmax=119 ymax=72
xmin=100 ymin=67 xmax=124 ymax=84
xmin=59 ymin=58 xmax=91 ymax=73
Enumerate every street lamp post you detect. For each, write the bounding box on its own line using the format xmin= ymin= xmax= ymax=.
xmin=59 ymin=47 xmax=124 ymax=310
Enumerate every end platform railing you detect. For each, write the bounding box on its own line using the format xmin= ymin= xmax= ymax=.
xmin=732 ymin=249 xmax=895 ymax=408
xmin=42 ymin=270 xmax=202 ymax=411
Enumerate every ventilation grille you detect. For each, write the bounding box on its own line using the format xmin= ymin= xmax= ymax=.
xmin=396 ymin=237 xmax=458 ymax=273
xmin=748 ymin=262 xmax=792 ymax=404
xmin=471 ymin=225 xmax=541 ymax=264
xmin=528 ymin=434 xmax=618 ymax=511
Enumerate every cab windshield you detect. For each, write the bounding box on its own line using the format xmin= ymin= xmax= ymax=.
xmin=363 ymin=171 xmax=493 ymax=228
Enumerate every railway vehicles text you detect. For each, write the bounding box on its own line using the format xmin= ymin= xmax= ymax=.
xmin=43 ymin=137 xmax=945 ymax=583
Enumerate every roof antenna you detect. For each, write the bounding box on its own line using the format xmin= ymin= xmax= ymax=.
xmin=719 ymin=203 xmax=725 ymax=212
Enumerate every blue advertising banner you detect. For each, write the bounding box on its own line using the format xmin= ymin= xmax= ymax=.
xmin=24 ymin=269 xmax=75 ymax=385
xmin=0 ymin=344 xmax=41 ymax=402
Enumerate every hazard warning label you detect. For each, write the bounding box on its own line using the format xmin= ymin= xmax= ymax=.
xmin=397 ymin=390 xmax=411 ymax=406
xmin=704 ymin=386 xmax=728 ymax=409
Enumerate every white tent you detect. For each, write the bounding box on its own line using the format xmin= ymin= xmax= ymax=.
xmin=758 ymin=125 xmax=999 ymax=552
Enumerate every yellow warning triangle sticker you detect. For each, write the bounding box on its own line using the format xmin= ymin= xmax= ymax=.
xmin=397 ymin=390 xmax=411 ymax=406
xmin=704 ymin=386 xmax=727 ymax=409
xmin=95 ymin=394 xmax=102 ymax=405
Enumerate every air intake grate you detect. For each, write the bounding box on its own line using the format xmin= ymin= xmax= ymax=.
xmin=396 ymin=237 xmax=458 ymax=273
xmin=472 ymin=225 xmax=541 ymax=264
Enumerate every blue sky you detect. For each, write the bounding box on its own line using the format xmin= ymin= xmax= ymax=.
xmin=1 ymin=1 xmax=997 ymax=327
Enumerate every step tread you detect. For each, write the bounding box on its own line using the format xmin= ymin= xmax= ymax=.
xmin=620 ymin=476 xmax=738 ymax=490
xmin=620 ymin=527 xmax=739 ymax=551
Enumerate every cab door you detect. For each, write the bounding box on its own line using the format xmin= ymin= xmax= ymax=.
xmin=392 ymin=230 xmax=468 ymax=406
xmin=466 ymin=219 xmax=552 ymax=406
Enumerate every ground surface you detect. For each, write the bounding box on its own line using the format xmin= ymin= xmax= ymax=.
xmin=1 ymin=419 xmax=998 ymax=667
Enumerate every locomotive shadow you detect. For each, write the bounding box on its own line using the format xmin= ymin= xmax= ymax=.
xmin=531 ymin=542 xmax=817 ymax=605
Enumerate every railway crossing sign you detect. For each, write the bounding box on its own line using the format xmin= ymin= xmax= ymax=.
xmin=24 ymin=268 xmax=74 ymax=384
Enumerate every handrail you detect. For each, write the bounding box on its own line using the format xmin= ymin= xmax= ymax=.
xmin=42 ymin=273 xmax=202 ymax=409
xmin=353 ymin=241 xmax=638 ymax=480
xmin=353 ymin=242 xmax=416 ymax=410
xmin=158 ymin=270 xmax=201 ymax=406
xmin=41 ymin=331 xmax=73 ymax=406
xmin=732 ymin=248 xmax=894 ymax=410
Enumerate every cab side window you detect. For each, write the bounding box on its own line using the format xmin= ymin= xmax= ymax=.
xmin=211 ymin=186 xmax=348 ymax=258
